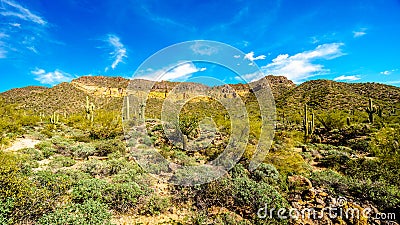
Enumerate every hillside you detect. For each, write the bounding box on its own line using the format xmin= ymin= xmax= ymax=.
xmin=2 ymin=75 xmax=400 ymax=117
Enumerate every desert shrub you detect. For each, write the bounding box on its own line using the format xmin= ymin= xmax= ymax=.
xmin=71 ymin=143 xmax=97 ymax=159
xmin=18 ymin=147 xmax=44 ymax=161
xmin=72 ymin=178 xmax=109 ymax=203
xmin=311 ymin=170 xmax=350 ymax=194
xmin=229 ymin=163 xmax=250 ymax=179
xmin=88 ymin=110 xmax=123 ymax=140
xmin=94 ymin=139 xmax=126 ymax=156
xmin=0 ymin=198 xmax=13 ymax=225
xmin=51 ymin=136 xmax=73 ymax=154
xmin=49 ymin=156 xmax=76 ymax=168
xmin=34 ymin=170 xmax=74 ymax=197
xmin=38 ymin=199 xmax=112 ymax=225
xmin=56 ymin=170 xmax=91 ymax=185
xmin=35 ymin=140 xmax=57 ymax=158
xmin=172 ymin=150 xmax=197 ymax=166
xmin=231 ymin=176 xmax=288 ymax=219
xmin=251 ymin=163 xmax=279 ymax=184
xmin=316 ymin=110 xmax=347 ymax=131
xmin=140 ymin=195 xmax=170 ymax=216
xmin=72 ymin=178 xmax=144 ymax=212
xmin=319 ymin=150 xmax=350 ymax=170
xmin=369 ymin=127 xmax=400 ymax=158
xmin=0 ymin=151 xmax=58 ymax=222
xmin=265 ymin=149 xmax=310 ymax=176
xmin=79 ymin=159 xmax=111 ymax=177
xmin=80 ymin=158 xmax=130 ymax=177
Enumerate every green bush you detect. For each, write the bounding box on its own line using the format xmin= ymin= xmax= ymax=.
xmin=49 ymin=156 xmax=76 ymax=168
xmin=251 ymin=163 xmax=279 ymax=184
xmin=0 ymin=198 xmax=13 ymax=225
xmin=94 ymin=139 xmax=126 ymax=156
xmin=33 ymin=170 xmax=73 ymax=197
xmin=38 ymin=199 xmax=112 ymax=225
xmin=0 ymin=151 xmax=57 ymax=222
xmin=18 ymin=147 xmax=44 ymax=161
xmin=35 ymin=141 xmax=57 ymax=158
xmin=72 ymin=143 xmax=97 ymax=159
xmin=72 ymin=178 xmax=144 ymax=212
xmin=141 ymin=195 xmax=170 ymax=216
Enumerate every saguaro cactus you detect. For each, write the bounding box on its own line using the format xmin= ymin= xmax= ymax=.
xmin=302 ymin=104 xmax=315 ymax=138
xmin=126 ymin=96 xmax=130 ymax=120
xmin=347 ymin=117 xmax=351 ymax=126
xmin=303 ymin=105 xmax=309 ymax=136
xmin=50 ymin=112 xmax=59 ymax=124
xmin=139 ymin=102 xmax=145 ymax=120
xmin=365 ymin=98 xmax=377 ymax=123
xmin=85 ymin=96 xmax=95 ymax=122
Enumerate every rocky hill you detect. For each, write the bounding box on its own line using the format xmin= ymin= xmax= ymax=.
xmin=1 ymin=75 xmax=399 ymax=115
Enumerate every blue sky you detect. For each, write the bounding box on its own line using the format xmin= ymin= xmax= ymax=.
xmin=0 ymin=0 xmax=400 ymax=92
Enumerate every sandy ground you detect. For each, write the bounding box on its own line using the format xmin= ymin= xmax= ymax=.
xmin=5 ymin=138 xmax=41 ymax=151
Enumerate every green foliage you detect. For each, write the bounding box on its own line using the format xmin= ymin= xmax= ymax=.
xmin=0 ymin=151 xmax=59 ymax=222
xmin=38 ymin=199 xmax=112 ymax=225
xmin=89 ymin=110 xmax=123 ymax=140
xmin=94 ymin=139 xmax=126 ymax=156
xmin=71 ymin=143 xmax=97 ymax=159
xmin=141 ymin=195 xmax=170 ymax=216
xmin=0 ymin=198 xmax=13 ymax=225
xmin=33 ymin=170 xmax=73 ymax=197
xmin=49 ymin=156 xmax=76 ymax=168
xmin=72 ymin=178 xmax=144 ymax=212
xmin=316 ymin=110 xmax=347 ymax=131
xmin=35 ymin=141 xmax=57 ymax=158
xmin=18 ymin=147 xmax=44 ymax=161
xmin=251 ymin=163 xmax=279 ymax=184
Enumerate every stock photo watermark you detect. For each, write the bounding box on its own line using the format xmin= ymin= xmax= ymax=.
xmin=257 ymin=197 xmax=397 ymax=221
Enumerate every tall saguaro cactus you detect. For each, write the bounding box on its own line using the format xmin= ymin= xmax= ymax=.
xmin=85 ymin=96 xmax=95 ymax=122
xmin=126 ymin=96 xmax=130 ymax=120
xmin=302 ymin=104 xmax=315 ymax=138
xmin=365 ymin=98 xmax=377 ymax=123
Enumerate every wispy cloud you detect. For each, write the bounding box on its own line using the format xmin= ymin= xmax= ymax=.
xmin=135 ymin=63 xmax=206 ymax=81
xmin=191 ymin=41 xmax=218 ymax=56
xmin=0 ymin=0 xmax=47 ymax=25
xmin=103 ymin=34 xmax=127 ymax=71
xmin=380 ymin=69 xmax=396 ymax=75
xmin=249 ymin=43 xmax=345 ymax=83
xmin=333 ymin=75 xmax=361 ymax=81
xmin=244 ymin=51 xmax=266 ymax=61
xmin=32 ymin=68 xmax=74 ymax=85
xmin=353 ymin=28 xmax=367 ymax=38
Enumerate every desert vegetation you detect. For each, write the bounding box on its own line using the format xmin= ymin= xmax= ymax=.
xmin=0 ymin=76 xmax=399 ymax=224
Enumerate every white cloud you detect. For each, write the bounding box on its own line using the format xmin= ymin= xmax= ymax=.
xmin=104 ymin=34 xmax=127 ymax=70
xmin=244 ymin=51 xmax=266 ymax=61
xmin=190 ymin=42 xmax=218 ymax=55
xmin=0 ymin=0 xmax=47 ymax=25
xmin=251 ymin=43 xmax=345 ymax=83
xmin=380 ymin=69 xmax=396 ymax=75
xmin=135 ymin=63 xmax=206 ymax=81
xmin=32 ymin=68 xmax=74 ymax=85
xmin=0 ymin=48 xmax=7 ymax=58
xmin=353 ymin=28 xmax=367 ymax=38
xmin=233 ymin=55 xmax=241 ymax=58
xmin=333 ymin=75 xmax=361 ymax=81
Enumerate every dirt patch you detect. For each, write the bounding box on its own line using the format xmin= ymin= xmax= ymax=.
xmin=5 ymin=138 xmax=41 ymax=151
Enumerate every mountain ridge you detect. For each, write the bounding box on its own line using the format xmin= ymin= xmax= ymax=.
xmin=1 ymin=75 xmax=399 ymax=114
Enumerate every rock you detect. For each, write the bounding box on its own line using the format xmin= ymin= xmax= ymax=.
xmin=302 ymin=189 xmax=316 ymax=201
xmin=288 ymin=175 xmax=313 ymax=191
